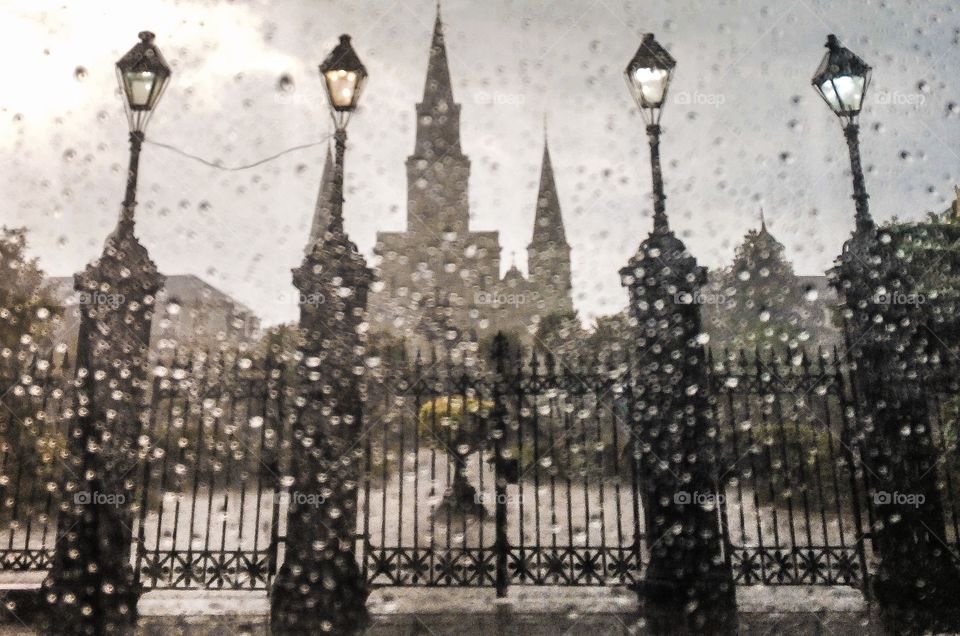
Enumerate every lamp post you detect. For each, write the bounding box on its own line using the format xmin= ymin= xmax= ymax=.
xmin=816 ymin=35 xmax=960 ymax=632
xmin=319 ymin=34 xmax=367 ymax=235
xmin=619 ymin=33 xmax=737 ymax=634
xmin=624 ymin=33 xmax=675 ymax=234
xmin=812 ymin=34 xmax=873 ymax=234
xmin=270 ymin=34 xmax=372 ymax=636
xmin=42 ymin=31 xmax=169 ymax=635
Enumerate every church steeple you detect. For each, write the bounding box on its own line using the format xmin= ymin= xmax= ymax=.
xmin=527 ymin=129 xmax=572 ymax=313
xmin=423 ymin=6 xmax=454 ymax=106
xmin=529 ymin=134 xmax=569 ymax=249
xmin=405 ymin=3 xmax=470 ymax=234
xmin=413 ymin=5 xmax=462 ymax=158
xmin=306 ymin=144 xmax=335 ymax=252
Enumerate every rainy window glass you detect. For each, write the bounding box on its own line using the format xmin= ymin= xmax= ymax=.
xmin=2 ymin=1 xmax=959 ymax=633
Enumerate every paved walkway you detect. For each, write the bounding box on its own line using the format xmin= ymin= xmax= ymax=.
xmin=0 ymin=585 xmax=882 ymax=634
xmin=134 ymin=586 xmax=879 ymax=635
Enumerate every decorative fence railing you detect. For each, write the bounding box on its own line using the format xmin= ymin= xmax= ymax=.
xmin=0 ymin=346 xmax=73 ymax=571
xmin=2 ymin=342 xmax=960 ymax=596
xmin=134 ymin=347 xmax=294 ymax=590
xmin=358 ymin=349 xmax=643 ymax=593
xmin=707 ymin=349 xmax=870 ymax=590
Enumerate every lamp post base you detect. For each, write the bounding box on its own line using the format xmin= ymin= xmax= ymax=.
xmin=270 ymin=552 xmax=369 ymax=636
xmin=637 ymin=574 xmax=737 ymax=636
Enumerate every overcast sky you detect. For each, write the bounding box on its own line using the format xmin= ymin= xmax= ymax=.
xmin=2 ymin=0 xmax=958 ymax=326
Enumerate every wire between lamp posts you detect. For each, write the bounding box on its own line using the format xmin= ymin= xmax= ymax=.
xmin=143 ymin=135 xmax=335 ymax=171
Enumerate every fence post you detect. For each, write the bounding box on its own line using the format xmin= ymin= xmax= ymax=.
xmin=834 ymin=227 xmax=960 ymax=632
xmin=269 ymin=224 xmax=372 ymax=634
xmin=490 ymin=333 xmax=509 ymax=597
xmin=41 ymin=216 xmax=164 ymax=634
xmin=620 ymin=229 xmax=737 ymax=634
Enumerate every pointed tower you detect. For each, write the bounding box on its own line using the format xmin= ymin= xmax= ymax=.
xmin=405 ymin=5 xmax=471 ymax=235
xmin=527 ymin=132 xmax=573 ymax=315
xmin=306 ymin=145 xmax=335 ymax=253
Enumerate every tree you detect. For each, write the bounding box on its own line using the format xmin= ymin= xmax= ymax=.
xmin=0 ymin=227 xmax=64 ymax=523
xmin=0 ymin=227 xmax=60 ymax=353
xmin=707 ymin=221 xmax=807 ymax=353
xmin=479 ymin=329 xmax=522 ymax=372
xmin=533 ymin=309 xmax=584 ymax=360
xmin=583 ymin=313 xmax=630 ymax=365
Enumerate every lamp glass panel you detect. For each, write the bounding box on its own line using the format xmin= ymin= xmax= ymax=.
xmin=125 ymin=70 xmax=156 ymax=108
xmin=633 ymin=67 xmax=670 ymax=107
xmin=324 ymin=69 xmax=360 ymax=108
xmin=819 ymin=75 xmax=865 ymax=114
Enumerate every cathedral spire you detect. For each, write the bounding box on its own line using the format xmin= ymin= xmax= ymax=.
xmin=411 ymin=3 xmax=462 ymax=159
xmin=406 ymin=3 xmax=468 ymax=233
xmin=423 ymin=5 xmax=455 ymax=106
xmin=529 ymin=134 xmax=568 ymax=248
xmin=526 ymin=133 xmax=573 ymax=312
xmin=306 ymin=144 xmax=335 ymax=252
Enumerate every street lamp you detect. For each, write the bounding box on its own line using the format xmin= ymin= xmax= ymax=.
xmin=812 ymin=34 xmax=873 ymax=233
xmin=319 ymin=35 xmax=367 ymax=235
xmin=43 ymin=31 xmax=170 ymax=632
xmin=619 ymin=34 xmax=739 ymax=632
xmin=624 ymin=33 xmax=676 ymax=234
xmin=272 ymin=32 xmax=373 ymax=636
xmin=115 ymin=31 xmax=171 ymax=225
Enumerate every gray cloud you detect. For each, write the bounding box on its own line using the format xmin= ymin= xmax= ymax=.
xmin=2 ymin=0 xmax=958 ymax=325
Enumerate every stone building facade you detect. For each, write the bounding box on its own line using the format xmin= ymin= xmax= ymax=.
xmin=45 ymin=274 xmax=260 ymax=354
xmin=346 ymin=9 xmax=573 ymax=350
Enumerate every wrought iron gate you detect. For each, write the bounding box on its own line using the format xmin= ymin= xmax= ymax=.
xmin=133 ymin=348 xmax=290 ymax=590
xmin=357 ymin=347 xmax=646 ymax=594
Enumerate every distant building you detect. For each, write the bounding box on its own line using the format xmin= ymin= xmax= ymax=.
xmin=45 ymin=274 xmax=260 ymax=354
xmin=320 ymin=7 xmax=574 ymax=351
xmin=700 ymin=215 xmax=840 ymax=349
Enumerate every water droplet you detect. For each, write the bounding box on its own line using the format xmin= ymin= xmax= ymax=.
xmin=74 ymin=66 xmax=88 ymax=81
xmin=277 ymin=74 xmax=295 ymax=93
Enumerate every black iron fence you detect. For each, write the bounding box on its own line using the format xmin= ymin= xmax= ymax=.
xmin=708 ymin=348 xmax=869 ymax=591
xmin=134 ymin=347 xmax=293 ymax=590
xmin=3 ymin=341 xmax=960 ymax=596
xmin=0 ymin=346 xmax=72 ymax=571
xmin=358 ymin=349 xmax=643 ymax=593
